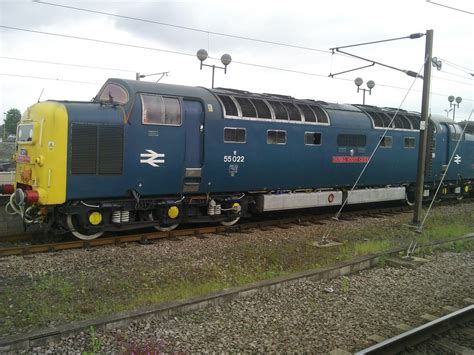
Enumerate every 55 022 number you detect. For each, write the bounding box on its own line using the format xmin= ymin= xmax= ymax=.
xmin=224 ymin=155 xmax=245 ymax=163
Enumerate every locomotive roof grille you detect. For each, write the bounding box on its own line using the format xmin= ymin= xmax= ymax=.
xmin=250 ymin=99 xmax=272 ymax=119
xmin=356 ymin=103 xmax=421 ymax=131
xmin=215 ymin=92 xmax=331 ymax=125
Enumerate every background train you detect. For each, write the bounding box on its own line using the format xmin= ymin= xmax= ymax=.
xmin=1 ymin=78 xmax=473 ymax=239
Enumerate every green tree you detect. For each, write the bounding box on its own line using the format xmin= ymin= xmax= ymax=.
xmin=4 ymin=108 xmax=21 ymax=138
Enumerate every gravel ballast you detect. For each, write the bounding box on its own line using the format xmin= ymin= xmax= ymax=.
xmin=24 ymin=251 xmax=474 ymax=353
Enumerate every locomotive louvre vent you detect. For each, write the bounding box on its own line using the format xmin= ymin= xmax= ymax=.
xmin=337 ymin=134 xmax=367 ymax=147
xmin=310 ymin=105 xmax=329 ymax=123
xmin=297 ymin=104 xmax=317 ymax=122
xmin=217 ymin=95 xmax=238 ymax=117
xmin=71 ymin=124 xmax=98 ymax=175
xmin=250 ymin=99 xmax=272 ymax=119
xmin=395 ymin=115 xmax=413 ymax=129
xmin=368 ymin=111 xmax=392 ymax=128
xmin=98 ymin=126 xmax=124 ymax=175
xmin=281 ymin=102 xmax=302 ymax=121
xmin=405 ymin=115 xmax=420 ymax=130
xmin=267 ymin=101 xmax=289 ymax=120
xmin=71 ymin=124 xmax=123 ymax=175
xmin=234 ymin=97 xmax=257 ymax=118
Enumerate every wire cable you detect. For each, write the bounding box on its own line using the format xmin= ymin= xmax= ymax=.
xmin=0 ymin=25 xmax=197 ymax=58
xmin=32 ymin=0 xmax=330 ymax=54
xmin=320 ymin=61 xmax=425 ymax=243
xmin=425 ymin=0 xmax=474 ymax=15
xmin=0 ymin=55 xmax=135 ymax=73
xmin=0 ymin=72 xmax=100 ymax=85
xmin=437 ymin=57 xmax=474 ymax=76
xmin=2 ymin=24 xmax=473 ymax=100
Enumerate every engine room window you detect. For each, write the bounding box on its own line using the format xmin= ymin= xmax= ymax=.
xmin=304 ymin=132 xmax=322 ymax=145
xmin=379 ymin=136 xmax=393 ymax=148
xmin=17 ymin=124 xmax=34 ymax=143
xmin=297 ymin=104 xmax=316 ymax=123
xmin=282 ymin=102 xmax=301 ymax=121
xmin=224 ymin=127 xmax=246 ymax=143
xmin=141 ymin=94 xmax=182 ymax=126
xmin=250 ymin=99 xmax=272 ymax=119
xmin=218 ymin=95 xmax=238 ymax=117
xmin=235 ymin=97 xmax=257 ymax=118
xmin=404 ymin=137 xmax=416 ymax=148
xmin=97 ymin=83 xmax=129 ymax=105
xmin=268 ymin=101 xmax=289 ymax=120
xmin=369 ymin=112 xmax=392 ymax=128
xmin=310 ymin=105 xmax=329 ymax=123
xmin=267 ymin=130 xmax=287 ymax=144
xmin=337 ymin=134 xmax=366 ymax=147
xmin=406 ymin=115 xmax=420 ymax=130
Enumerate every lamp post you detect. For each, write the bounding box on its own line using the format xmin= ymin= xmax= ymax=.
xmin=354 ymin=77 xmax=375 ymax=105
xmin=447 ymin=95 xmax=462 ymax=120
xmin=196 ymin=49 xmax=232 ymax=88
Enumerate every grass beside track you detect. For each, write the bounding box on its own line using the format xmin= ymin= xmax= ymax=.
xmin=0 ymin=204 xmax=473 ymax=337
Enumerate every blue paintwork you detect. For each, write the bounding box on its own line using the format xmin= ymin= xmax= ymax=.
xmin=63 ymin=79 xmax=474 ymax=201
xmin=183 ymin=100 xmax=204 ymax=168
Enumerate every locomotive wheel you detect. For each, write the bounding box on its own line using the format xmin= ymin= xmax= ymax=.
xmin=405 ymin=190 xmax=415 ymax=206
xmin=220 ymin=216 xmax=240 ymax=226
xmin=153 ymin=223 xmax=179 ymax=232
xmin=66 ymin=214 xmax=104 ymax=240
xmin=147 ymin=212 xmax=179 ymax=232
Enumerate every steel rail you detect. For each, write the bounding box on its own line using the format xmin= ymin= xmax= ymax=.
xmin=0 ymin=205 xmax=410 ymax=257
xmin=355 ymin=305 xmax=474 ymax=354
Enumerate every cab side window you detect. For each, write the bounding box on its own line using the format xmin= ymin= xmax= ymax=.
xmin=141 ymin=94 xmax=182 ymax=126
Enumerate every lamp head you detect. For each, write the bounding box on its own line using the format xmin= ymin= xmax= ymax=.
xmin=221 ymin=53 xmax=232 ymax=66
xmin=455 ymin=96 xmax=462 ymax=104
xmin=354 ymin=77 xmax=363 ymax=87
xmin=366 ymin=80 xmax=375 ymax=89
xmin=448 ymin=95 xmax=455 ymax=103
xmin=196 ymin=49 xmax=208 ymax=62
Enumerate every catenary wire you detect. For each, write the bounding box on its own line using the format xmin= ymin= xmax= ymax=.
xmin=321 ymin=61 xmax=425 ymax=242
xmin=2 ymin=25 xmax=472 ymax=93
xmin=0 ymin=56 xmax=135 ymax=73
xmin=0 ymin=72 xmax=100 ymax=85
xmin=0 ymin=25 xmax=197 ymax=58
xmin=437 ymin=57 xmax=474 ymax=76
xmin=32 ymin=0 xmax=330 ymax=54
xmin=425 ymin=0 xmax=474 ymax=15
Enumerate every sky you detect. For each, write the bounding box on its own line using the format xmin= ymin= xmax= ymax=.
xmin=0 ymin=0 xmax=473 ymax=124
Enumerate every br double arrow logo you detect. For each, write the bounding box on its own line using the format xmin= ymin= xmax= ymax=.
xmin=140 ymin=150 xmax=165 ymax=167
xmin=454 ymin=154 xmax=461 ymax=165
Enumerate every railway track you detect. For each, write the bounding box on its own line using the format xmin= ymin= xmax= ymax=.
xmin=356 ymin=305 xmax=474 ymax=354
xmin=0 ymin=204 xmax=411 ymax=257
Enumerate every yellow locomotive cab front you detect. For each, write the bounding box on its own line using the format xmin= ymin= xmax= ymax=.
xmin=13 ymin=101 xmax=69 ymax=206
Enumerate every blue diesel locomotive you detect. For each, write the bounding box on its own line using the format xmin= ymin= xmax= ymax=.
xmin=2 ymin=78 xmax=473 ymax=239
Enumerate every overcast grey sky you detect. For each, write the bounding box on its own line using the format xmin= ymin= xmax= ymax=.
xmin=0 ymin=0 xmax=473 ymax=123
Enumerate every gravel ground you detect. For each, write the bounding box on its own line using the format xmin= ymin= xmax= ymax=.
xmin=23 ymin=251 xmax=474 ymax=354
xmin=2 ymin=203 xmax=472 ymax=282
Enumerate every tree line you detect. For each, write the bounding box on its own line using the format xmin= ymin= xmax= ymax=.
xmin=1 ymin=108 xmax=21 ymax=141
